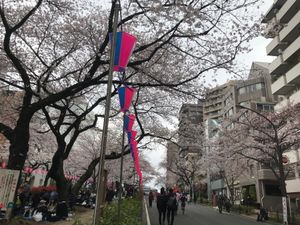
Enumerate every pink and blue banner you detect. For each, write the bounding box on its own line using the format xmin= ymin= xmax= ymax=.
xmin=124 ymin=114 xmax=135 ymax=132
xmin=127 ymin=130 xmax=137 ymax=144
xmin=118 ymin=86 xmax=136 ymax=112
xmin=112 ymin=32 xmax=137 ymax=72
xmin=131 ymin=140 xmax=142 ymax=184
xmin=130 ymin=139 xmax=138 ymax=160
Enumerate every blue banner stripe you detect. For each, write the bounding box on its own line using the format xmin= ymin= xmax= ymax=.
xmin=114 ymin=32 xmax=122 ymax=66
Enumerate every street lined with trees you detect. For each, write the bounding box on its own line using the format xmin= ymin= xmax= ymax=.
xmin=0 ymin=0 xmax=269 ymax=223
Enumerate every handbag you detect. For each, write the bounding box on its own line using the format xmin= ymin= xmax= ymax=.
xmin=32 ymin=211 xmax=43 ymax=222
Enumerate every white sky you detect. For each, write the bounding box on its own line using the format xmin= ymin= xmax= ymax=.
xmin=143 ymin=1 xmax=274 ymax=189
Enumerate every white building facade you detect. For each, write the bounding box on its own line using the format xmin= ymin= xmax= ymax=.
xmin=263 ymin=0 xmax=300 ymax=208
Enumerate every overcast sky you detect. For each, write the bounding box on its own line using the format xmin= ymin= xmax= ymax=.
xmin=143 ymin=0 xmax=275 ymax=189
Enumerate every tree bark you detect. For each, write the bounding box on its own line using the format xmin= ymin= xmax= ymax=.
xmin=7 ymin=112 xmax=33 ymax=170
xmin=72 ymin=157 xmax=99 ymax=195
xmin=48 ymin=147 xmax=69 ymax=202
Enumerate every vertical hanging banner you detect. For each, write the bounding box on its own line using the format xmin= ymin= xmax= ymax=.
xmin=127 ymin=130 xmax=137 ymax=144
xmin=118 ymin=86 xmax=136 ymax=112
xmin=112 ymin=32 xmax=137 ymax=72
xmin=127 ymin=132 xmax=137 ymax=160
xmin=124 ymin=114 xmax=135 ymax=132
xmin=130 ymin=139 xmax=138 ymax=160
xmin=131 ymin=140 xmax=142 ymax=185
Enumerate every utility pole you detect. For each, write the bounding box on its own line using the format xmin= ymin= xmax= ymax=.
xmin=117 ymin=114 xmax=126 ymax=225
xmin=92 ymin=2 xmax=120 ymax=225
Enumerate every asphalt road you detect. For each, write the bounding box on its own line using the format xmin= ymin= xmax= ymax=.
xmin=147 ymin=203 xmax=262 ymax=225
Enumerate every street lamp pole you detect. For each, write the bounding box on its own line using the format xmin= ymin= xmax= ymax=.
xmin=92 ymin=2 xmax=120 ymax=225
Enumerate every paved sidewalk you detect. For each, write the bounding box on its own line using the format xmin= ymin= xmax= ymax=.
xmin=147 ymin=202 xmax=281 ymax=225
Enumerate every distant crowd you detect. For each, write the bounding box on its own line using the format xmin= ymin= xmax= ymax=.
xmin=148 ymin=187 xmax=189 ymax=225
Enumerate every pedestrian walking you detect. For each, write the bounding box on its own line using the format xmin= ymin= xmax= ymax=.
xmin=217 ymin=193 xmax=224 ymax=214
xmin=157 ymin=187 xmax=168 ymax=225
xmin=149 ymin=190 xmax=154 ymax=207
xmin=166 ymin=188 xmax=177 ymax=225
xmin=224 ymin=195 xmax=231 ymax=213
xmin=180 ymin=194 xmax=187 ymax=215
xmin=257 ymin=206 xmax=268 ymax=222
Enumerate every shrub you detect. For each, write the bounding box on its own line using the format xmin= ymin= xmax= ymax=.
xmin=231 ymin=204 xmax=256 ymax=215
xmin=71 ymin=195 xmax=143 ymax=225
xmin=99 ymin=196 xmax=142 ymax=225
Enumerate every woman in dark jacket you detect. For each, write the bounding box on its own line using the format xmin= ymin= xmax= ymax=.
xmin=166 ymin=188 xmax=177 ymax=225
xmin=157 ymin=187 xmax=168 ymax=225
xmin=149 ymin=190 xmax=154 ymax=207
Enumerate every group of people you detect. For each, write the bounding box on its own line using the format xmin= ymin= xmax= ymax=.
xmin=16 ymin=187 xmax=68 ymax=222
xmin=14 ymin=185 xmax=96 ymax=222
xmin=149 ymin=187 xmax=188 ymax=225
xmin=212 ymin=191 xmax=232 ymax=214
xmin=216 ymin=194 xmax=231 ymax=214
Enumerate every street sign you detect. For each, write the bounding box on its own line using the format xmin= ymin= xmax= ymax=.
xmin=282 ymin=197 xmax=288 ymax=225
xmin=282 ymin=155 xmax=289 ymax=165
xmin=0 ymin=169 xmax=20 ymax=219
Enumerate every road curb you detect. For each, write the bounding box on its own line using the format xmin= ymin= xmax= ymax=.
xmin=144 ymin=197 xmax=151 ymax=225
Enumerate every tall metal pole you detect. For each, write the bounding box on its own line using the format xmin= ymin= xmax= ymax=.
xmin=117 ymin=114 xmax=126 ymax=225
xmin=92 ymin=3 xmax=120 ymax=225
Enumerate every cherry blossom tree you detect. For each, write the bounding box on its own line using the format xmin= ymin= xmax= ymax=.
xmin=66 ymin=131 xmax=159 ymax=195
xmin=205 ymin=138 xmax=249 ymax=203
xmin=0 ymin=90 xmax=55 ymax=170
xmin=222 ymin=104 xmax=300 ymax=197
xmin=0 ymin=0 xmax=262 ymax=175
xmin=162 ymin=151 xmax=205 ymax=198
xmin=27 ymin=124 xmax=56 ymax=172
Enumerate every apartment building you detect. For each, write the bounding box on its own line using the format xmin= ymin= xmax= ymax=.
xmin=206 ymin=62 xmax=280 ymax=208
xmin=166 ymin=142 xmax=180 ymax=187
xmin=262 ymin=0 xmax=300 ymax=208
xmin=178 ymin=100 xmax=204 ymax=156
xmin=203 ymin=82 xmax=236 ymax=122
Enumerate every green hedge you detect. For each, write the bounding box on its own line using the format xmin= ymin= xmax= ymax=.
xmin=231 ymin=205 xmax=256 ymax=215
xmin=100 ymin=197 xmax=142 ymax=225
xmin=73 ymin=196 xmax=142 ymax=225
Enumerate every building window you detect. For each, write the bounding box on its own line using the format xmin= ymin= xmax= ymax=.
xmin=238 ymin=83 xmax=264 ymax=95
xmin=257 ymin=104 xmax=263 ymax=111
xmin=265 ymin=184 xmax=281 ymax=196
xmin=256 ymin=103 xmax=274 ymax=112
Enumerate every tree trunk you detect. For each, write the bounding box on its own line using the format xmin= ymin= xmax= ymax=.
xmin=7 ymin=116 xmax=32 ymax=170
xmin=278 ymin=153 xmax=287 ymax=196
xmin=48 ymin=149 xmax=69 ymax=202
xmin=72 ymin=157 xmax=99 ymax=195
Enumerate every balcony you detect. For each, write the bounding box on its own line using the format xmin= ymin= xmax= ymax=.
xmin=269 ymin=56 xmax=289 ymax=75
xmin=277 ymin=0 xmax=300 ymax=24
xmin=266 ymin=11 xmax=300 ymax=56
xmin=258 ymin=169 xmax=277 ymax=180
xmin=272 ymin=75 xmax=295 ymax=95
xmin=266 ymin=36 xmax=287 ymax=56
xmin=286 ymin=178 xmax=300 ymax=194
xmin=280 ymin=10 xmax=300 ymax=44
xmin=269 ymin=35 xmax=300 ymax=75
xmin=286 ymin=62 xmax=300 ymax=85
xmin=262 ymin=0 xmax=285 ymax=23
xmin=211 ymin=179 xmax=224 ymax=190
